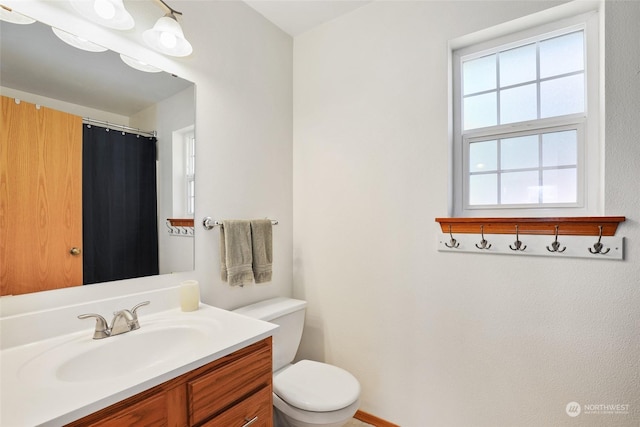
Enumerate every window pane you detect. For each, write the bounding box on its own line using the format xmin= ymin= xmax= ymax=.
xmin=187 ymin=137 xmax=195 ymax=174
xmin=499 ymin=43 xmax=536 ymax=87
xmin=500 ymin=84 xmax=537 ymax=124
xmin=464 ymin=92 xmax=497 ymax=130
xmin=501 ymin=135 xmax=539 ymax=170
xmin=501 ymin=171 xmax=539 ymax=204
xmin=542 ymin=168 xmax=577 ymax=203
xmin=469 ymin=140 xmax=497 ymax=172
xmin=188 ymin=180 xmax=195 ymax=214
xmin=540 ymin=74 xmax=584 ymax=118
xmin=542 ymin=130 xmax=577 ymax=167
xmin=463 ymin=54 xmax=496 ymax=95
xmin=540 ymin=31 xmax=584 ymax=78
xmin=469 ymin=173 xmax=497 ymax=205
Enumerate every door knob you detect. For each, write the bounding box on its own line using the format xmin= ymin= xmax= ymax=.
xmin=70 ymin=247 xmax=82 ymax=256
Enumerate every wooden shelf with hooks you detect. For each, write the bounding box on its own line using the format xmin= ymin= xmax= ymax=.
xmin=435 ymin=216 xmax=625 ymax=236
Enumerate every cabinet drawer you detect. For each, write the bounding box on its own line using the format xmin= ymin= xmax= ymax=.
xmin=202 ymin=386 xmax=272 ymax=427
xmin=188 ymin=343 xmax=271 ymax=426
xmin=83 ymin=392 xmax=168 ymax=427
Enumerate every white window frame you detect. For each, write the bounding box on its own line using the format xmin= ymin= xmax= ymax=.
xmin=185 ymin=131 xmax=195 ymax=216
xmin=450 ymin=6 xmax=602 ymax=217
xmin=171 ymin=125 xmax=195 ymax=218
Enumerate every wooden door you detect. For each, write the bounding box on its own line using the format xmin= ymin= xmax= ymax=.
xmin=0 ymin=96 xmax=83 ymax=295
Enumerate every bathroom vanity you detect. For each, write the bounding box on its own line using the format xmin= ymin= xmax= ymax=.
xmin=0 ymin=300 xmax=277 ymax=426
xmin=66 ymin=338 xmax=273 ymax=427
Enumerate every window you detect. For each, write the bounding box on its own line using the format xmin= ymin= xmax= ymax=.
xmin=451 ymin=9 xmax=601 ymax=217
xmin=185 ymin=130 xmax=195 ymax=216
xmin=171 ymin=125 xmax=195 ymax=217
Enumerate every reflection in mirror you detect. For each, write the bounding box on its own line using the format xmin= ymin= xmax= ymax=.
xmin=0 ymin=18 xmax=195 ymax=296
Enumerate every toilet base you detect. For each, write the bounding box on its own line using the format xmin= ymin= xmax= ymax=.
xmin=273 ymin=406 xmax=291 ymax=427
xmin=274 ymin=406 xmax=351 ymax=427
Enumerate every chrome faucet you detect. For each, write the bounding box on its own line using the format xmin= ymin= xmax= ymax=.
xmin=109 ymin=309 xmax=137 ymax=335
xmin=78 ymin=301 xmax=150 ymax=339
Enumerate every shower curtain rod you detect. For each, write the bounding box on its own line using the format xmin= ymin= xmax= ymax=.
xmin=82 ymin=117 xmax=157 ymax=138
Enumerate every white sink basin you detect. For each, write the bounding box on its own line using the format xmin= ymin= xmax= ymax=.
xmin=19 ymin=317 xmax=220 ymax=384
xmin=2 ymin=304 xmax=277 ymax=427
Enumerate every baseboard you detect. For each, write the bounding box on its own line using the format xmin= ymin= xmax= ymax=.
xmin=354 ymin=410 xmax=400 ymax=427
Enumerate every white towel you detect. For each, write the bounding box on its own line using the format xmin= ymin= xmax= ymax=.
xmin=251 ymin=219 xmax=273 ymax=283
xmin=220 ymin=220 xmax=254 ymax=286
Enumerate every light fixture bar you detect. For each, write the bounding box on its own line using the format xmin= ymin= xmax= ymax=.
xmin=154 ymin=0 xmax=183 ymax=16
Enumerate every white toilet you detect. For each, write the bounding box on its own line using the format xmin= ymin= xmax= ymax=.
xmin=233 ymin=297 xmax=361 ymax=427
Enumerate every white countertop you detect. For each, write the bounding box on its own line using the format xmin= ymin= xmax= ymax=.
xmin=0 ymin=304 xmax=277 ymax=427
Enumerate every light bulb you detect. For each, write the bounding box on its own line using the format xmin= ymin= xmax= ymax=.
xmin=70 ymin=0 xmax=134 ymax=30
xmin=160 ymin=31 xmax=177 ymax=49
xmin=93 ymin=0 xmax=115 ymax=20
xmin=143 ymin=14 xmax=193 ymax=57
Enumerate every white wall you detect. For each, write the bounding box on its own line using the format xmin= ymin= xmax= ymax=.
xmin=4 ymin=1 xmax=638 ymax=425
xmin=183 ymin=1 xmax=294 ymax=309
xmin=293 ymin=1 xmax=640 ymax=426
xmin=1 ymin=0 xmax=293 ymax=314
xmin=132 ymin=86 xmax=196 ymax=275
xmin=0 ymin=87 xmax=130 ymax=124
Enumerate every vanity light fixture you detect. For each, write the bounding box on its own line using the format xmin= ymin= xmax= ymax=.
xmin=69 ymin=0 xmax=134 ymax=30
xmin=120 ymin=54 xmax=162 ymax=73
xmin=52 ymin=27 xmax=108 ymax=52
xmin=0 ymin=4 xmax=36 ymax=24
xmin=143 ymin=0 xmax=192 ymax=57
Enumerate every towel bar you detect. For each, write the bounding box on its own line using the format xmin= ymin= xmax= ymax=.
xmin=202 ymin=217 xmax=278 ymax=230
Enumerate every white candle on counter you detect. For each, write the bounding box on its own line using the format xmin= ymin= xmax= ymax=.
xmin=180 ymin=280 xmax=200 ymax=312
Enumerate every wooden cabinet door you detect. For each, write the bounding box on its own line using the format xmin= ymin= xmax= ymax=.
xmin=0 ymin=96 xmax=83 ymax=295
xmin=202 ymin=386 xmax=272 ymax=427
xmin=188 ymin=341 xmax=272 ymax=426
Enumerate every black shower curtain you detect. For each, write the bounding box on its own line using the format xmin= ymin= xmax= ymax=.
xmin=82 ymin=125 xmax=159 ymax=285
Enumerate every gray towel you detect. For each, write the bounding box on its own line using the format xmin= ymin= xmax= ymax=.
xmin=251 ymin=219 xmax=273 ymax=283
xmin=220 ymin=220 xmax=254 ymax=286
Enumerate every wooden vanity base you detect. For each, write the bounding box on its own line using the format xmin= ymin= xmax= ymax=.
xmin=65 ymin=337 xmax=273 ymax=427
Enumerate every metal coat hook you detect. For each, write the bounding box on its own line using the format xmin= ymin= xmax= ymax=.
xmin=166 ymin=220 xmax=194 ymax=236
xmin=475 ymin=225 xmax=491 ymax=250
xmin=509 ymin=225 xmax=527 ymax=251
xmin=444 ymin=225 xmax=460 ymax=248
xmin=546 ymin=225 xmax=566 ymax=253
xmin=588 ymin=226 xmax=610 ymax=255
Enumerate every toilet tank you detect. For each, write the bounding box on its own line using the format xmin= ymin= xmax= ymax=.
xmin=233 ymin=297 xmax=307 ymax=372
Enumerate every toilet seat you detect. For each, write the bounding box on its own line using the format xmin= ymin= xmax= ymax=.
xmin=274 ymin=360 xmax=361 ymax=412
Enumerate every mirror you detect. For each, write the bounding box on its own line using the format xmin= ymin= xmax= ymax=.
xmin=1 ymin=17 xmax=195 ymax=295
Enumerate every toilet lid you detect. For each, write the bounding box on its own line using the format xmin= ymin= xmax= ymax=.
xmin=273 ymin=360 xmax=360 ymax=412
